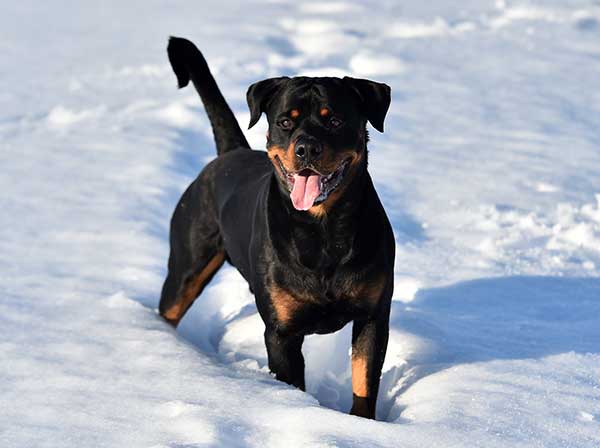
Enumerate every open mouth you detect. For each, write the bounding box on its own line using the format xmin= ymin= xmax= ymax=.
xmin=275 ymin=156 xmax=351 ymax=211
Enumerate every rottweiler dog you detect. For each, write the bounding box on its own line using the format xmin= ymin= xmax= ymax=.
xmin=159 ymin=37 xmax=395 ymax=419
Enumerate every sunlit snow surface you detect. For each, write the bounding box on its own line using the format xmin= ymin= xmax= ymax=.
xmin=2 ymin=1 xmax=600 ymax=446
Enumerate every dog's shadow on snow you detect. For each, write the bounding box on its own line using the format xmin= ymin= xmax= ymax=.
xmin=378 ymin=275 xmax=600 ymax=421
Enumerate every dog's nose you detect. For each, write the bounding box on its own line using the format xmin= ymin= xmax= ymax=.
xmin=294 ymin=138 xmax=323 ymax=162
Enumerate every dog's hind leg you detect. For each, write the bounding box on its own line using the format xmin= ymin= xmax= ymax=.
xmin=160 ymin=248 xmax=225 ymax=327
xmin=159 ymin=181 xmax=225 ymax=327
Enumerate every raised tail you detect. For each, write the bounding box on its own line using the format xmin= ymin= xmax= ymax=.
xmin=167 ymin=36 xmax=250 ymax=155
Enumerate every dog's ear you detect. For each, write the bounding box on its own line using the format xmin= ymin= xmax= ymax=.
xmin=246 ymin=77 xmax=290 ymax=129
xmin=343 ymin=77 xmax=391 ymax=132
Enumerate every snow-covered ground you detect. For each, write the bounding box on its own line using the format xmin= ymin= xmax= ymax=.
xmin=2 ymin=0 xmax=600 ymax=446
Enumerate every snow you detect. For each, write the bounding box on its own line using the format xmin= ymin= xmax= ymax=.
xmin=2 ymin=0 xmax=600 ymax=446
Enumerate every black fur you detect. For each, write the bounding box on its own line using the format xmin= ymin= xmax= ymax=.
xmin=159 ymin=37 xmax=395 ymax=419
xmin=167 ymin=36 xmax=249 ymax=155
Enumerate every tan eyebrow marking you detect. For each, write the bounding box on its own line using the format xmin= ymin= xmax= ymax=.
xmin=290 ymin=109 xmax=300 ymax=119
xmin=320 ymin=108 xmax=330 ymax=117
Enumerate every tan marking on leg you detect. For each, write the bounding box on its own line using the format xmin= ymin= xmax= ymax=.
xmin=269 ymin=285 xmax=301 ymax=325
xmin=352 ymin=355 xmax=369 ymax=398
xmin=162 ymin=252 xmax=225 ymax=325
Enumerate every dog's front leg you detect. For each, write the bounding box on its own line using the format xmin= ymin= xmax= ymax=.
xmin=264 ymin=327 xmax=306 ymax=390
xmin=350 ymin=316 xmax=389 ymax=419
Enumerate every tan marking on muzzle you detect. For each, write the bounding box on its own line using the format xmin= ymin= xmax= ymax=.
xmin=267 ymin=143 xmax=297 ymax=175
xmin=307 ymin=149 xmax=364 ymax=218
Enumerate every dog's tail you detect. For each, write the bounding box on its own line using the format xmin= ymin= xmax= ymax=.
xmin=167 ymin=36 xmax=250 ymax=156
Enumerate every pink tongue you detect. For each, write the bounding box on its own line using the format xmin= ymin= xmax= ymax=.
xmin=291 ymin=172 xmax=321 ymax=211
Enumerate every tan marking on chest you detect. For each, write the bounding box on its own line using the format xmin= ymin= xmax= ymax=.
xmin=269 ymin=285 xmax=303 ymax=324
xmin=344 ymin=275 xmax=387 ymax=304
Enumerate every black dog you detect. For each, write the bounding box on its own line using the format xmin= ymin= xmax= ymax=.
xmin=159 ymin=37 xmax=395 ymax=419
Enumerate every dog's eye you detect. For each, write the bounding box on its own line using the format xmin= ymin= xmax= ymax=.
xmin=329 ymin=117 xmax=343 ymax=129
xmin=278 ymin=118 xmax=293 ymax=130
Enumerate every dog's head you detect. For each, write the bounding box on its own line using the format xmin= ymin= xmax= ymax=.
xmin=247 ymin=76 xmax=390 ymax=214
